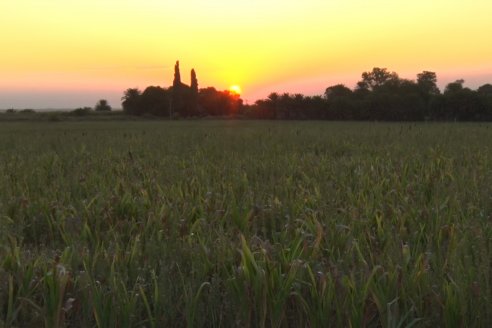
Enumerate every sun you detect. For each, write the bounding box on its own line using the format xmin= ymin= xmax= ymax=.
xmin=229 ymin=85 xmax=241 ymax=95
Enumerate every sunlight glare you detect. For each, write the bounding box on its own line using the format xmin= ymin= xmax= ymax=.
xmin=229 ymin=85 xmax=241 ymax=95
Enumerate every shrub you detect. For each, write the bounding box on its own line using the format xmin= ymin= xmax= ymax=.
xmin=71 ymin=107 xmax=93 ymax=116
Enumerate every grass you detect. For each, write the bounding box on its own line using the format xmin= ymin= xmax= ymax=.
xmin=1 ymin=120 xmax=492 ymax=326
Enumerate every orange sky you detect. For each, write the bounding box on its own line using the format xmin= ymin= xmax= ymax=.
xmin=1 ymin=0 xmax=492 ymax=108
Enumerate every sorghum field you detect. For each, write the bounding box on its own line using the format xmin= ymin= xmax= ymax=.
xmin=1 ymin=121 xmax=492 ymax=327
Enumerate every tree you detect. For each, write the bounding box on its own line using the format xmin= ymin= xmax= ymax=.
xmin=198 ymin=87 xmax=242 ymax=116
xmin=139 ymin=86 xmax=171 ymax=116
xmin=171 ymin=60 xmax=182 ymax=119
xmin=190 ymin=69 xmax=199 ymax=116
xmin=444 ymin=79 xmax=465 ymax=95
xmin=357 ymin=67 xmax=399 ymax=91
xmin=121 ymin=88 xmax=141 ymax=115
xmin=325 ymin=84 xmax=353 ymax=99
xmin=191 ymin=69 xmax=198 ymax=94
xmin=254 ymin=99 xmax=270 ymax=119
xmin=267 ymin=92 xmax=280 ymax=119
xmin=436 ymin=80 xmax=486 ymax=120
xmin=95 ymin=99 xmax=111 ymax=111
xmin=478 ymin=84 xmax=492 ymax=120
xmin=325 ymin=84 xmax=354 ymax=120
xmin=307 ymin=95 xmax=326 ymax=119
xmin=477 ymin=84 xmax=492 ymax=96
xmin=279 ymin=93 xmax=293 ymax=119
xmin=417 ymin=71 xmax=440 ymax=96
xmin=173 ymin=60 xmax=181 ymax=87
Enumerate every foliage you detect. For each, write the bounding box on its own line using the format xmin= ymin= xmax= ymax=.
xmin=95 ymin=99 xmax=111 ymax=112
xmin=2 ymin=121 xmax=492 ymax=326
xmin=357 ymin=67 xmax=400 ymax=91
xmin=120 ymin=64 xmax=492 ymax=121
xmin=121 ymin=68 xmax=240 ymax=118
xmin=71 ymin=107 xmax=93 ymax=116
xmin=250 ymin=69 xmax=492 ymax=121
xmin=198 ymin=87 xmax=242 ymax=117
xmin=417 ymin=71 xmax=440 ymax=98
xmin=139 ymin=86 xmax=170 ymax=116
xmin=122 ymin=88 xmax=142 ymax=115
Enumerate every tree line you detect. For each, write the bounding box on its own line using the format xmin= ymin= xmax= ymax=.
xmin=122 ymin=66 xmax=492 ymax=121
xmin=121 ymin=61 xmax=242 ymax=118
xmin=246 ymin=69 xmax=492 ymax=121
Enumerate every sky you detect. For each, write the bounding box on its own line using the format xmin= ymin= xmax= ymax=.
xmin=1 ymin=0 xmax=492 ymax=109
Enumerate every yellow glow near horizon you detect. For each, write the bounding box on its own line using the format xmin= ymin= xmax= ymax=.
xmin=1 ymin=0 xmax=492 ymax=107
xmin=229 ymin=85 xmax=242 ymax=95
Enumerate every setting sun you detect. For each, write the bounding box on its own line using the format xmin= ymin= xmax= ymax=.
xmin=229 ymin=85 xmax=242 ymax=95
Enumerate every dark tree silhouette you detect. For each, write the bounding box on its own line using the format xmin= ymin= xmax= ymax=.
xmin=444 ymin=79 xmax=465 ymax=94
xmin=171 ymin=60 xmax=182 ymax=119
xmin=198 ymin=87 xmax=242 ymax=117
xmin=121 ymin=88 xmax=141 ymax=115
xmin=120 ymin=62 xmax=492 ymax=121
xmin=478 ymin=84 xmax=492 ymax=119
xmin=417 ymin=71 xmax=440 ymax=96
xmin=325 ymin=84 xmax=353 ymax=99
xmin=173 ymin=60 xmax=181 ymax=87
xmin=293 ymin=94 xmax=305 ymax=117
xmin=95 ymin=99 xmax=111 ymax=111
xmin=279 ymin=93 xmax=293 ymax=119
xmin=267 ymin=92 xmax=280 ymax=119
xmin=478 ymin=84 xmax=492 ymax=96
xmin=190 ymin=69 xmax=199 ymax=116
xmin=253 ymin=99 xmax=271 ymax=119
xmin=324 ymin=85 xmax=354 ymax=120
xmin=139 ymin=86 xmax=171 ymax=116
xmin=121 ymin=87 xmax=170 ymax=116
xmin=441 ymin=80 xmax=485 ymax=120
xmin=191 ymin=69 xmax=198 ymax=94
xmin=358 ymin=67 xmax=399 ymax=91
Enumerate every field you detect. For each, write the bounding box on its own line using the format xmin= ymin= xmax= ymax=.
xmin=1 ymin=121 xmax=492 ymax=327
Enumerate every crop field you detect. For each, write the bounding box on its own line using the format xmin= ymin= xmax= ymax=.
xmin=1 ymin=120 xmax=492 ymax=327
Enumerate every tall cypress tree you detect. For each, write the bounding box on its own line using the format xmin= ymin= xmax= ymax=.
xmin=173 ymin=61 xmax=181 ymax=87
xmin=190 ymin=69 xmax=199 ymax=116
xmin=171 ymin=60 xmax=181 ymax=118
xmin=191 ymin=69 xmax=198 ymax=94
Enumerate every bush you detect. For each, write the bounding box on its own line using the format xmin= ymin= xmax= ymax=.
xmin=71 ymin=107 xmax=93 ymax=116
xmin=47 ymin=113 xmax=62 ymax=122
